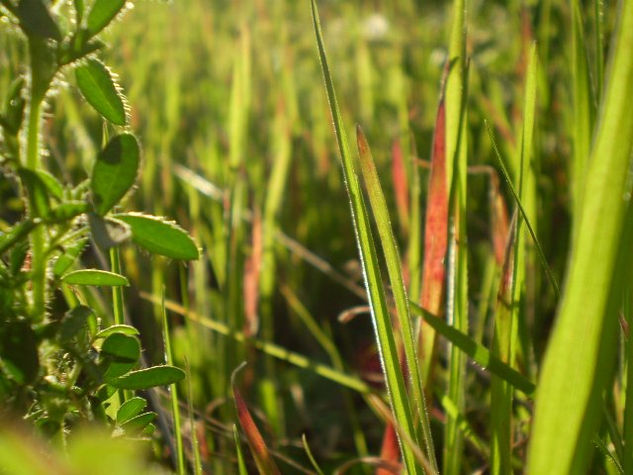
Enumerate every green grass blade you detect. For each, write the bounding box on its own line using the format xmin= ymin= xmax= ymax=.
xmin=528 ymin=0 xmax=633 ymax=471
xmin=310 ymin=1 xmax=424 ymax=472
xmin=485 ymin=120 xmax=560 ymax=297
xmin=301 ymin=434 xmax=324 ymax=475
xmin=444 ymin=0 xmax=469 ymax=471
xmin=570 ymin=1 xmax=596 ymax=234
xmin=356 ymin=126 xmax=437 ymax=472
xmin=491 ymin=42 xmax=538 ymax=474
xmin=233 ymin=424 xmax=249 ymax=475
xmin=143 ymin=293 xmax=371 ymax=395
xmin=161 ymin=289 xmax=185 ymax=475
xmin=410 ymin=302 xmax=535 ymax=396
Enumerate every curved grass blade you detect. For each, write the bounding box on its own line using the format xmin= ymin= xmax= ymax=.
xmin=311 ymin=1 xmax=426 ymax=472
xmin=141 ymin=292 xmax=371 ymax=394
xmin=485 ymin=120 xmax=560 ymax=297
xmin=232 ymin=363 xmax=281 ymax=475
xmin=409 ymin=302 xmax=535 ymax=396
xmin=528 ymin=1 xmax=633 ymax=470
xmin=301 ymin=434 xmax=324 ymax=475
xmin=357 ymin=126 xmax=437 ymax=472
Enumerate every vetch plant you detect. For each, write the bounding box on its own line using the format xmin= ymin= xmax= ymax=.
xmin=0 ymin=0 xmax=197 ymax=447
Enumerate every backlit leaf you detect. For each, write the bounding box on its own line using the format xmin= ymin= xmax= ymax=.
xmin=75 ymin=59 xmax=126 ymax=125
xmin=62 ymin=269 xmax=129 ymax=287
xmin=115 ymin=213 xmax=199 ymax=260
xmin=109 ymin=366 xmax=185 ymax=390
xmin=90 ymin=134 xmax=139 ymax=215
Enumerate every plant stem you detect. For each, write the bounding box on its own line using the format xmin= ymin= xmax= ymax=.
xmin=26 ymin=94 xmax=47 ymax=322
xmin=162 ymin=289 xmax=185 ymax=475
xmin=109 ymin=247 xmax=128 ymax=403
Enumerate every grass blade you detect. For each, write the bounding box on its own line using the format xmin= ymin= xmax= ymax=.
xmin=161 ymin=290 xmax=185 ymax=475
xmin=485 ymin=120 xmax=560 ymax=297
xmin=356 ymin=126 xmax=438 ymax=472
xmin=141 ymin=292 xmax=371 ymax=394
xmin=301 ymin=434 xmax=324 ymax=475
xmin=310 ymin=1 xmax=425 ymax=472
xmin=528 ymin=0 xmax=633 ymax=470
xmin=410 ymin=302 xmax=535 ymax=396
xmin=232 ymin=363 xmax=281 ymax=475
xmin=419 ymin=96 xmax=449 ymax=383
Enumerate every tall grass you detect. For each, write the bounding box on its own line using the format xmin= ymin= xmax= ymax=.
xmin=3 ymin=0 xmax=633 ymax=472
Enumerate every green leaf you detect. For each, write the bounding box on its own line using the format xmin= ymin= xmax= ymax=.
xmin=96 ymin=384 xmax=117 ymax=402
xmin=0 ymin=320 xmax=39 ymax=384
xmin=86 ymin=0 xmax=126 ymax=37
xmin=59 ymin=306 xmax=95 ymax=345
xmin=53 ymin=237 xmax=88 ymax=277
xmin=88 ymin=213 xmax=131 ymax=251
xmin=62 ymin=269 xmax=129 ymax=286
xmin=48 ymin=201 xmax=89 ymax=222
xmin=101 ymin=333 xmax=140 ymax=380
xmin=18 ymin=168 xmax=51 ymax=219
xmin=73 ymin=0 xmax=85 ymax=23
xmin=1 ymin=77 xmax=26 ymax=135
xmin=142 ymin=423 xmax=156 ymax=436
xmin=96 ymin=325 xmax=139 ymax=339
xmin=75 ymin=59 xmax=126 ymax=125
xmin=120 ymin=411 xmax=156 ymax=435
xmin=115 ymin=213 xmax=199 ymax=260
xmin=16 ymin=0 xmax=61 ymax=41
xmin=9 ymin=241 xmax=28 ymax=275
xmin=33 ymin=170 xmax=63 ymax=201
xmin=0 ymin=219 xmax=39 ymax=255
xmin=109 ymin=365 xmax=185 ymax=390
xmin=90 ymin=134 xmax=139 ymax=215
xmin=116 ymin=397 xmax=147 ymax=424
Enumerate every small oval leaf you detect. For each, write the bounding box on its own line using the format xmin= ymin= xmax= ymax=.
xmin=49 ymin=201 xmax=89 ymax=222
xmin=115 ymin=213 xmax=199 ymax=260
xmin=34 ymin=170 xmax=64 ymax=200
xmin=109 ymin=365 xmax=185 ymax=390
xmin=120 ymin=411 xmax=156 ymax=435
xmin=101 ymin=333 xmax=140 ymax=380
xmin=53 ymin=238 xmax=88 ymax=277
xmin=95 ymin=324 xmax=139 ymax=339
xmin=75 ymin=59 xmax=126 ymax=125
xmin=62 ymin=269 xmax=129 ymax=286
xmin=116 ymin=396 xmax=147 ymax=424
xmin=86 ymin=0 xmax=126 ymax=37
xmin=90 ymin=134 xmax=139 ymax=215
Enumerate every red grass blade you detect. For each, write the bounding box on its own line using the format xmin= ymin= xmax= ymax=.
xmin=391 ymin=138 xmax=410 ymax=236
xmin=420 ymin=97 xmax=448 ymax=316
xmin=377 ymin=423 xmax=401 ymax=475
xmin=490 ymin=172 xmax=510 ymax=266
xmin=243 ymin=207 xmax=262 ymax=337
xmin=232 ymin=365 xmax=280 ymax=475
